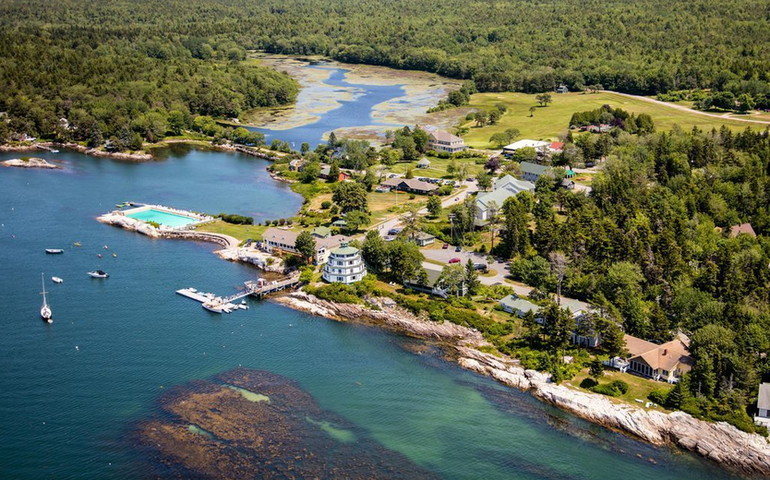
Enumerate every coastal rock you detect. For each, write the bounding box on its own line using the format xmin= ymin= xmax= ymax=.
xmin=275 ymin=291 xmax=489 ymax=347
xmin=279 ymin=292 xmax=770 ymax=476
xmin=216 ymin=247 xmax=286 ymax=272
xmin=453 ymin=345 xmax=770 ymax=476
xmin=97 ymin=213 xmax=160 ymax=237
xmin=2 ymin=157 xmax=60 ymax=169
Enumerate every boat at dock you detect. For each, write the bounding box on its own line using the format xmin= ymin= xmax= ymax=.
xmin=40 ymin=273 xmax=52 ymax=323
xmin=52 ymin=276 xmax=63 ymax=284
xmin=45 ymin=248 xmax=64 ymax=254
xmin=88 ymin=270 xmax=109 ymax=278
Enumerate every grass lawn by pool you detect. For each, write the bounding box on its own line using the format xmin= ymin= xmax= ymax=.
xmin=125 ymin=208 xmax=199 ymax=228
xmin=386 ymin=156 xmax=484 ymax=178
xmin=196 ymin=220 xmax=266 ymax=242
xmin=460 ymin=92 xmax=762 ymax=149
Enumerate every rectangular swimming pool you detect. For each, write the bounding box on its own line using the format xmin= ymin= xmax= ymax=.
xmin=125 ymin=208 xmax=199 ymax=228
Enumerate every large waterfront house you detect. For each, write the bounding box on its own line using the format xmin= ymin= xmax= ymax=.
xmin=426 ymin=129 xmax=467 ymax=154
xmin=322 ymin=242 xmax=367 ymax=284
xmin=475 ymin=174 xmax=535 ymax=226
xmin=755 ymin=383 xmax=770 ymax=427
xmin=262 ymin=227 xmax=349 ymax=264
xmin=730 ymin=222 xmax=757 ymax=238
xmin=381 ymin=177 xmax=439 ymax=195
xmin=621 ymin=333 xmax=694 ymax=383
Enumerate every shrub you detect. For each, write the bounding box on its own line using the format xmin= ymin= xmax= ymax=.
xmin=321 ymin=201 xmax=331 ymax=209
xmin=609 ymin=380 xmax=629 ymax=394
xmin=218 ymin=213 xmax=254 ymax=225
xmin=648 ymin=389 xmax=668 ymax=405
xmin=591 ymin=383 xmax=621 ymax=397
xmin=580 ymin=378 xmax=598 ymax=389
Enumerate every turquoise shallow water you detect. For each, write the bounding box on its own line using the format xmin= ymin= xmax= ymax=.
xmin=0 ymin=146 xmax=748 ymax=479
xmin=124 ymin=208 xmax=198 ymax=228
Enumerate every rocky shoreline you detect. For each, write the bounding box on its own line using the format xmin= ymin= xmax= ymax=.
xmin=1 ymin=157 xmax=60 ymax=169
xmin=275 ymin=291 xmax=770 ymax=477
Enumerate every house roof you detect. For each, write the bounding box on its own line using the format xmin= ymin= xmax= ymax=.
xmin=503 ymin=139 xmax=550 ymax=151
xmin=476 ymin=178 xmax=535 ymax=209
xmin=626 ymin=334 xmax=694 ymax=372
xmin=330 ymin=243 xmax=359 ymax=256
xmin=759 ymin=383 xmax=770 ymax=411
xmin=499 ymin=295 xmax=541 ymax=314
xmin=550 ymin=141 xmax=565 ymax=150
xmin=381 ymin=177 xmax=439 ymax=192
xmin=730 ymin=223 xmax=757 ymax=238
xmin=429 ymin=130 xmax=463 ymax=143
xmin=320 ymin=165 xmax=331 ymax=176
xmin=317 ymin=234 xmax=350 ymax=251
xmin=263 ymin=227 xmax=299 ymax=247
xmin=311 ymin=226 xmax=332 ymax=238
xmin=520 ymin=162 xmax=551 ymax=176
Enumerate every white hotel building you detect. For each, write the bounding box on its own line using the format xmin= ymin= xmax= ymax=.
xmin=322 ymin=243 xmax=367 ymax=284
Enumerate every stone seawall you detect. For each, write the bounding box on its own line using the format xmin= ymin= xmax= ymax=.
xmin=276 ymin=291 xmax=770 ymax=477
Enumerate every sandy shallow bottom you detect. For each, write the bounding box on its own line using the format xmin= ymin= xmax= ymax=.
xmin=245 ymin=54 xmax=465 ymax=139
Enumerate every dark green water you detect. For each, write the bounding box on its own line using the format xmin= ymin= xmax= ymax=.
xmin=0 ymin=147 xmax=745 ymax=479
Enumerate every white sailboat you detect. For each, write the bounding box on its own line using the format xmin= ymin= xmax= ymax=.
xmin=40 ymin=273 xmax=52 ymax=323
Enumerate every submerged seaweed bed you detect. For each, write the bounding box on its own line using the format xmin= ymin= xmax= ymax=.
xmin=133 ymin=368 xmax=437 ymax=479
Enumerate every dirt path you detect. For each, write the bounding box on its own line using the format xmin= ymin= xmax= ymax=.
xmin=601 ymin=91 xmax=770 ymax=126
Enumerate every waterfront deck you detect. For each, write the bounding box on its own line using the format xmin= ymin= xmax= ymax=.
xmin=176 ymin=273 xmax=301 ymax=314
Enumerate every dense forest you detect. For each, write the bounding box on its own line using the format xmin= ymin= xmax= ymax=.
xmin=2 ymin=0 xmax=770 ymax=145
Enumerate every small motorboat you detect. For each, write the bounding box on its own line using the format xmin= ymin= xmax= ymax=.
xmin=97 ymin=254 xmax=102 ymax=258
xmin=103 ymin=245 xmax=109 ymax=250
xmin=112 ymin=253 xmax=117 ymax=258
xmin=88 ymin=270 xmax=109 ymax=278
xmin=74 ymin=242 xmax=82 ymax=247
xmin=52 ymin=277 xmax=63 ymax=284
xmin=40 ymin=273 xmax=52 ymax=323
xmin=45 ymin=249 xmax=64 ymax=254
xmin=50 ymin=149 xmax=59 ymax=153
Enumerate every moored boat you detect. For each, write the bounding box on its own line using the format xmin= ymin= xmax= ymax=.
xmin=87 ymin=270 xmax=109 ymax=278
xmin=45 ymin=248 xmax=64 ymax=254
xmin=40 ymin=273 xmax=52 ymax=323
xmin=74 ymin=242 xmax=82 ymax=247
xmin=52 ymin=276 xmax=63 ymax=284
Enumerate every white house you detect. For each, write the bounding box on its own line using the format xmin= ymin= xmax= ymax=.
xmin=322 ymin=242 xmax=367 ymax=284
xmin=502 ymin=139 xmax=551 ymax=156
xmin=426 ymin=129 xmax=467 ymax=154
xmin=756 ymin=383 xmax=770 ymax=427
xmin=475 ymin=174 xmax=535 ymax=226
xmin=520 ymin=162 xmax=551 ymax=183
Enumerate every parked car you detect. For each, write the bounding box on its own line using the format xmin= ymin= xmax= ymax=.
xmin=388 ymin=228 xmax=402 ymax=235
xmin=455 ymin=246 xmax=462 ymax=252
xmin=473 ymin=263 xmax=488 ymax=271
xmin=442 ymin=243 xmax=449 ymax=249
xmin=448 ymin=258 xmax=461 ymax=264
xmin=384 ymin=235 xmax=397 ymax=242
xmin=467 ymin=177 xmax=475 ymax=182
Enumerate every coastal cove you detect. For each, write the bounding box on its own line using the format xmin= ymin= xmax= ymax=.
xmin=0 ymin=146 xmax=754 ymax=479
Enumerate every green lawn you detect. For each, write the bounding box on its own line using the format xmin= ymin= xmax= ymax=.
xmin=196 ymin=220 xmax=267 ymax=242
xmin=571 ymin=369 xmax=673 ymax=408
xmin=386 ymin=156 xmax=484 ymax=179
xmin=461 ymin=92 xmax=762 ymax=149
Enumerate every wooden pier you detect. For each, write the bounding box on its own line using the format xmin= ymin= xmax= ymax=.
xmin=175 ymin=273 xmax=301 ymax=314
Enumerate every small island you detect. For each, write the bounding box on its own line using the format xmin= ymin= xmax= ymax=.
xmin=2 ymin=157 xmax=60 ymax=169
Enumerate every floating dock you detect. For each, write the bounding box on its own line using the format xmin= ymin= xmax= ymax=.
xmin=176 ymin=273 xmax=300 ymax=314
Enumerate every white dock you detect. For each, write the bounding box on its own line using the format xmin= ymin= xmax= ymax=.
xmin=175 ymin=273 xmax=300 ymax=314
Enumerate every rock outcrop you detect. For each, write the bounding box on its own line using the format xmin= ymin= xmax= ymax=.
xmin=278 ymin=291 xmax=770 ymax=476
xmin=97 ymin=213 xmax=161 ymax=237
xmin=2 ymin=157 xmax=60 ymax=169
xmin=455 ymin=346 xmax=770 ymax=476
xmin=275 ymin=291 xmax=489 ymax=346
xmin=216 ymin=246 xmax=286 ymax=272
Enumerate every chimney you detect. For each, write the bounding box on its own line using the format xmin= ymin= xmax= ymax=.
xmin=662 ymin=349 xmax=667 ymax=356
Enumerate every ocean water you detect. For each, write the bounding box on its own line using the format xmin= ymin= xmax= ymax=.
xmin=0 ymin=148 xmax=748 ymax=479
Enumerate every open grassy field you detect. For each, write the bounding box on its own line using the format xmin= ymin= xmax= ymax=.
xmin=461 ymin=92 xmax=764 ymax=149
xmin=196 ymin=220 xmax=266 ymax=242
xmin=386 ymin=156 xmax=484 ymax=178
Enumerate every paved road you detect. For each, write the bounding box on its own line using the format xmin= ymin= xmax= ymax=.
xmin=600 ymin=90 xmax=770 ymax=126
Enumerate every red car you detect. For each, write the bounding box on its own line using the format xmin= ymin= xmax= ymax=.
xmin=442 ymin=243 xmax=449 ymax=249
xmin=448 ymin=258 xmax=461 ymax=264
